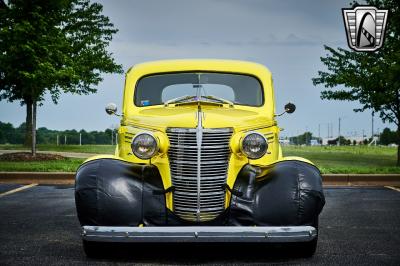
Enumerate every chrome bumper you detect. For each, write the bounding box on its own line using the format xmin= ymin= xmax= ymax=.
xmin=82 ymin=226 xmax=317 ymax=243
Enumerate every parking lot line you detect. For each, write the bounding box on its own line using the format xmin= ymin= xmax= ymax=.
xmin=385 ymin=186 xmax=400 ymax=192
xmin=0 ymin=183 xmax=38 ymax=198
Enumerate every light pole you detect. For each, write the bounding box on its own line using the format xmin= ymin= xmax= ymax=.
xmin=327 ymin=124 xmax=329 ymax=138
xmin=338 ymin=117 xmax=341 ymax=146
xmin=306 ymin=126 xmax=309 ymax=146
xmin=362 ymin=129 xmax=365 ymax=143
xmin=318 ymin=124 xmax=321 ymax=139
xmin=338 ymin=117 xmax=346 ymax=146
xmin=371 ymin=111 xmax=374 ymax=138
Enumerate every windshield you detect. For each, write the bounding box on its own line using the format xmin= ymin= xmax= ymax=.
xmin=134 ymin=72 xmax=263 ymax=107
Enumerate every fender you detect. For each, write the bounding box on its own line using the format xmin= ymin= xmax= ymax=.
xmin=229 ymin=160 xmax=325 ymax=226
xmin=75 ymin=157 xmax=167 ymax=226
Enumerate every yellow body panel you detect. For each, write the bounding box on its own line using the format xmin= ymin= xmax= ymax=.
xmin=85 ymin=59 xmax=314 ymax=211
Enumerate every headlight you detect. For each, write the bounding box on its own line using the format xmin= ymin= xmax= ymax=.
xmin=131 ymin=133 xmax=159 ymax=159
xmin=240 ymin=132 xmax=268 ymax=159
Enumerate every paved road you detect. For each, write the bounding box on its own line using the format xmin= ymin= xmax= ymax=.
xmin=0 ymin=185 xmax=400 ymax=265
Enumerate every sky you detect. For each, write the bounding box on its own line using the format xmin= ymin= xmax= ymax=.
xmin=0 ymin=0 xmax=394 ymax=138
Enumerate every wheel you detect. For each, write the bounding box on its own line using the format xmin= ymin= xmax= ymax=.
xmin=298 ymin=216 xmax=318 ymax=258
xmin=290 ymin=217 xmax=319 ymax=257
xmin=298 ymin=236 xmax=318 ymax=257
xmin=82 ymin=240 xmax=105 ymax=258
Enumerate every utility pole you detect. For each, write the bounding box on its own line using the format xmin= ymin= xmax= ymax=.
xmin=64 ymin=135 xmax=67 ymax=145
xmin=79 ymin=133 xmax=82 ymax=146
xmin=57 ymin=134 xmax=59 ymax=146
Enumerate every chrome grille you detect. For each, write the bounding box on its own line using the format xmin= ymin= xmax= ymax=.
xmin=167 ymin=127 xmax=232 ymax=222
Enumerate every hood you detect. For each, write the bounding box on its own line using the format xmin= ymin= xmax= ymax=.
xmin=124 ymin=104 xmax=274 ymax=131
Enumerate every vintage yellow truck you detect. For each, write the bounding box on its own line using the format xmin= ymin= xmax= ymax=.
xmin=75 ymin=59 xmax=325 ymax=257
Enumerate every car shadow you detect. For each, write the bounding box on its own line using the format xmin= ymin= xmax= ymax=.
xmin=85 ymin=242 xmax=313 ymax=264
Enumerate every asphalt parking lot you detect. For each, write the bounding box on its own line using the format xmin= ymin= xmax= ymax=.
xmin=0 ymin=184 xmax=400 ymax=265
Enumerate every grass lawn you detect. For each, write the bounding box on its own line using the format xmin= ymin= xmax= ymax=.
xmin=0 ymin=144 xmax=399 ymax=174
xmin=0 ymin=144 xmax=115 ymax=154
xmin=282 ymin=145 xmax=399 ymax=174
xmin=0 ymin=158 xmax=84 ymax=172
xmin=0 ymin=144 xmax=113 ymax=172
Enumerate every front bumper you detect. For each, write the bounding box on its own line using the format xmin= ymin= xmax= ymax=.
xmin=82 ymin=226 xmax=317 ymax=243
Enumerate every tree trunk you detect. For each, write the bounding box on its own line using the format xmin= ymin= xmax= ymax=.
xmin=24 ymin=99 xmax=33 ymax=147
xmin=397 ymin=125 xmax=400 ymax=166
xmin=31 ymin=100 xmax=37 ymax=156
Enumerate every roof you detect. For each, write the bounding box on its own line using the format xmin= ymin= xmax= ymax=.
xmin=126 ymin=59 xmax=272 ymax=79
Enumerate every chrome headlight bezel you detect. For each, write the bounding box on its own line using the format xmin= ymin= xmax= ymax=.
xmin=131 ymin=132 xmax=159 ymax=160
xmin=240 ymin=132 xmax=268 ymax=159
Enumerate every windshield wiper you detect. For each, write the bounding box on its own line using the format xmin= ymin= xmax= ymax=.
xmin=164 ymin=94 xmax=235 ymax=107
xmin=164 ymin=95 xmax=197 ymax=106
xmin=201 ymin=95 xmax=234 ymax=107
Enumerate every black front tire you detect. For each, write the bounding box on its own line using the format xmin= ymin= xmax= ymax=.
xmin=295 ymin=217 xmax=319 ymax=257
xmin=298 ymin=236 xmax=318 ymax=257
xmin=83 ymin=240 xmax=104 ymax=258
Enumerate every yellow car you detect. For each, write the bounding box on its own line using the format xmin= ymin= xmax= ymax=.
xmin=75 ymin=59 xmax=325 ymax=257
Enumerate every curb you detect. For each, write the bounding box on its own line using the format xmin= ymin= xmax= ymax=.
xmin=1 ymin=172 xmax=400 ymax=186
xmin=322 ymin=174 xmax=400 ymax=186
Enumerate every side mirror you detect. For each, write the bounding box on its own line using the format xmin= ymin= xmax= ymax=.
xmin=275 ymin=102 xmax=296 ymax=117
xmin=284 ymin=102 xmax=296 ymax=114
xmin=105 ymin=103 xmax=118 ymax=116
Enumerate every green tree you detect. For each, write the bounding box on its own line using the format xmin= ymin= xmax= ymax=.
xmin=380 ymin=127 xmax=397 ymax=145
xmin=312 ymin=0 xmax=400 ymax=165
xmin=0 ymin=121 xmax=14 ymax=144
xmin=0 ymin=0 xmax=122 ymax=156
xmin=290 ymin=132 xmax=313 ymax=145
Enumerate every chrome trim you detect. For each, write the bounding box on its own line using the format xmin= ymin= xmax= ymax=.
xmin=82 ymin=226 xmax=317 ymax=243
xmin=196 ymin=108 xmax=203 ymax=222
xmin=166 ymin=125 xmax=232 ymax=222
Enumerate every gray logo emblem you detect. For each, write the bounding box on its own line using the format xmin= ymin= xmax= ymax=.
xmin=342 ymin=6 xmax=388 ymax=52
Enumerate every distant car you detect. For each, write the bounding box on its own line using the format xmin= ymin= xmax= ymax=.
xmin=75 ymin=59 xmax=325 ymax=257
